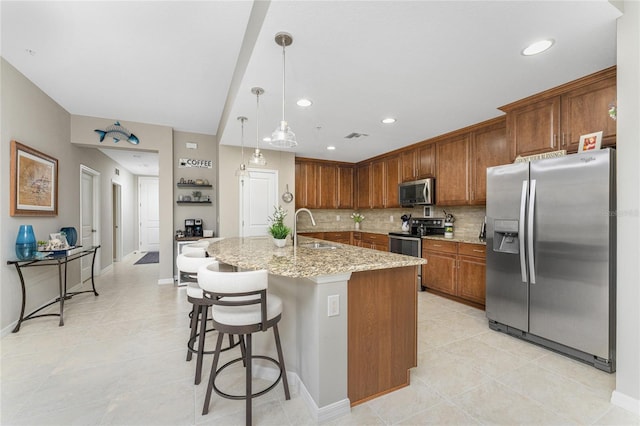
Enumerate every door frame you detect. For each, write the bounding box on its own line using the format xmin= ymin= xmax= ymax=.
xmin=80 ymin=165 xmax=101 ymax=276
xmin=239 ymin=168 xmax=278 ymax=238
xmin=112 ymin=181 xmax=122 ymax=262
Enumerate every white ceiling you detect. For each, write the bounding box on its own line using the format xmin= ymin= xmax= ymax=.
xmin=1 ymin=1 xmax=621 ymax=172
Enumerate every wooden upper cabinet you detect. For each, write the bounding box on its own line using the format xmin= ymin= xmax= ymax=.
xmin=501 ymin=66 xmax=616 ymax=159
xmin=436 ymin=135 xmax=470 ymax=206
xmin=384 ymin=155 xmax=401 ymax=208
xmin=562 ymin=74 xmax=617 ymax=152
xmin=356 ymin=163 xmax=371 ymax=209
xmin=401 ymin=143 xmax=435 ymax=182
xmin=370 ymin=160 xmax=385 ymax=208
xmin=318 ymin=164 xmax=338 ymax=208
xmin=506 ymin=96 xmax=561 ymax=158
xmin=337 ymin=165 xmax=354 ymax=209
xmin=470 ymin=119 xmax=508 ymax=205
xmin=295 ymin=161 xmax=318 ymax=208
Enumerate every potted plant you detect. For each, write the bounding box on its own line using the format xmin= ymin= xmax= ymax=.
xmin=267 ymin=205 xmax=291 ymax=247
xmin=192 ymin=191 xmax=202 ymax=202
xmin=350 ymin=212 xmax=365 ymax=230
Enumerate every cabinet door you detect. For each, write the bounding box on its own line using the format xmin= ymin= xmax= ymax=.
xmin=295 ymin=161 xmax=318 ymax=209
xmin=470 ymin=121 xmax=509 ymax=205
xmin=318 ymin=164 xmax=338 ymax=209
xmin=384 ymin=155 xmax=401 ymax=208
xmin=422 ymin=250 xmax=457 ymax=295
xmin=417 ymin=143 xmax=435 ymax=178
xmin=436 ymin=135 xmax=470 ymax=206
xmin=457 ymin=255 xmax=486 ymax=305
xmin=370 ymin=160 xmax=386 ymax=208
xmin=356 ymin=163 xmax=371 ymax=209
xmin=338 ymin=166 xmax=354 ymax=209
xmin=507 ymin=96 xmax=561 ymax=158
xmin=562 ymin=75 xmax=617 ymax=151
xmin=401 ymin=149 xmax=417 ymax=182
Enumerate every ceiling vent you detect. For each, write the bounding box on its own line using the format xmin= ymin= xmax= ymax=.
xmin=344 ymin=132 xmax=369 ymax=139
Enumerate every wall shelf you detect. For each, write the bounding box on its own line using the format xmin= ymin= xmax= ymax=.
xmin=176 ymin=201 xmax=212 ymax=205
xmin=177 ymin=183 xmax=213 ymax=188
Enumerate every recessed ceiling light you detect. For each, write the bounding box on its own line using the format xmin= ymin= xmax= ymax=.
xmin=382 ymin=117 xmax=396 ymax=124
xmin=522 ymin=39 xmax=554 ymax=56
xmin=297 ymin=98 xmax=312 ymax=107
xmin=327 ymin=146 xmax=336 ymax=150
xmin=263 ymin=137 xmax=271 ymax=142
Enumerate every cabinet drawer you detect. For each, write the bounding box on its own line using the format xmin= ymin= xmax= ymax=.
xmin=458 ymin=243 xmax=486 ymax=257
xmin=422 ymin=239 xmax=457 ymax=254
xmin=362 ymin=233 xmax=388 ymax=244
xmin=323 ymin=232 xmax=351 ymax=244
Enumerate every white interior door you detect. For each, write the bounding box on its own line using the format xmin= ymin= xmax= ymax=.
xmin=80 ymin=166 xmax=100 ymax=281
xmin=139 ymin=177 xmax=160 ymax=252
xmin=112 ymin=182 xmax=122 ymax=262
xmin=240 ymin=169 xmax=277 ymax=237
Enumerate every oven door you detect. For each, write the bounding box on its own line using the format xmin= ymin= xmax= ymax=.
xmin=388 ymin=235 xmax=423 ymax=289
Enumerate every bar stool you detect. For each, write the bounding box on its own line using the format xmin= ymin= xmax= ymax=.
xmin=176 ymin=251 xmax=233 ymax=384
xmin=199 ymin=265 xmax=290 ymax=425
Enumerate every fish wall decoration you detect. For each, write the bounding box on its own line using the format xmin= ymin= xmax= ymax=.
xmin=94 ymin=121 xmax=140 ymax=145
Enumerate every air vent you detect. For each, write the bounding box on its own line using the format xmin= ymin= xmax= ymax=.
xmin=344 ymin=132 xmax=369 ymax=139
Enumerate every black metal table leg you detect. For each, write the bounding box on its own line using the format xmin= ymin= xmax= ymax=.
xmin=90 ymin=246 xmax=99 ymax=296
xmin=58 ymin=261 xmax=65 ymax=326
xmin=12 ymin=264 xmax=27 ymax=333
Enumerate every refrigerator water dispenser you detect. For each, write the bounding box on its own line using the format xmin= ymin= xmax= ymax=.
xmin=493 ymin=219 xmax=519 ymax=254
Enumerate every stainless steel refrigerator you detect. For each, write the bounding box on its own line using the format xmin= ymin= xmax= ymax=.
xmin=485 ymin=148 xmax=616 ymax=372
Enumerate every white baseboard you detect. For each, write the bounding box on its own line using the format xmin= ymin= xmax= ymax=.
xmin=253 ymin=364 xmax=350 ymax=423
xmin=100 ymin=264 xmax=112 ymax=275
xmin=158 ymin=277 xmax=174 ymax=285
xmin=611 ymin=390 xmax=640 ymax=416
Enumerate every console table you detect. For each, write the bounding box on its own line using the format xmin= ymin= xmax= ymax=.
xmin=6 ymin=245 xmax=100 ymax=332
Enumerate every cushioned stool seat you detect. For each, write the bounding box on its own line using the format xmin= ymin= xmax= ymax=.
xmin=198 ymin=266 xmax=290 ymax=425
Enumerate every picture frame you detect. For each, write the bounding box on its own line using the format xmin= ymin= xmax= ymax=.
xmin=578 ymin=131 xmax=603 ymax=152
xmin=10 ymin=140 xmax=59 ymax=216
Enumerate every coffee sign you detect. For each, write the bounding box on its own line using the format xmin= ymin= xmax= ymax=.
xmin=179 ymin=158 xmax=213 ymax=168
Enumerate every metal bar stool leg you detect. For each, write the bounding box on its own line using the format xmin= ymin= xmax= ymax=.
xmin=186 ymin=304 xmax=200 ymax=361
xmin=245 ymin=333 xmax=252 ymax=426
xmin=273 ymin=323 xmax=291 ymax=400
xmin=202 ymin=332 xmax=225 ymax=415
xmin=195 ymin=305 xmax=209 ymax=385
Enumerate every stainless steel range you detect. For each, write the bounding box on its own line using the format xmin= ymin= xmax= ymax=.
xmin=389 ymin=218 xmax=445 ymax=290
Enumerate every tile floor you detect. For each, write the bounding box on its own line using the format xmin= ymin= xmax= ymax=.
xmin=1 ymin=253 xmax=639 ymax=425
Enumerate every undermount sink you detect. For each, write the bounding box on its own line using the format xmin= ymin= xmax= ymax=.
xmin=298 ymin=242 xmax=338 ymax=250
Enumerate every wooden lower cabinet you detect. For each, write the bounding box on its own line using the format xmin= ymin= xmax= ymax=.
xmin=360 ymin=233 xmax=388 ymax=251
xmin=300 ymin=231 xmax=387 ymax=251
xmin=422 ymin=240 xmax=486 ymax=307
xmin=321 ymin=231 xmax=352 ymax=245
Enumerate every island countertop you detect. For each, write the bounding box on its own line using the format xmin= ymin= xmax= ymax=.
xmin=206 ymin=236 xmax=425 ymax=278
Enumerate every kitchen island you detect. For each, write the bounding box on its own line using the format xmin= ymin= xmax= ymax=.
xmin=206 ymin=236 xmax=425 ymax=422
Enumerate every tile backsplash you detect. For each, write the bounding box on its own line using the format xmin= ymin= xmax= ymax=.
xmin=297 ymin=205 xmax=486 ymax=240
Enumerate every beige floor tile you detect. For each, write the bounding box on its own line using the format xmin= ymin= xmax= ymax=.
xmin=327 ymin=403 xmax=384 ymax=425
xmin=367 ymin=379 xmax=444 ymax=424
xmin=593 ymin=406 xmax=640 ymax=425
xmin=451 ymin=379 xmax=576 ymax=425
xmin=398 ymin=400 xmax=482 ymax=425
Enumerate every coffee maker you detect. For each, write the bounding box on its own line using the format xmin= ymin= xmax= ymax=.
xmin=184 ymin=218 xmax=203 ymax=237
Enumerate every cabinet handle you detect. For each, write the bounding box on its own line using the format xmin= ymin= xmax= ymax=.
xmin=562 ymin=133 xmax=566 ymax=147
xmin=553 ymin=133 xmax=557 ymax=147
xmin=433 ymin=244 xmax=442 ymax=247
xmin=473 ymin=249 xmax=484 ymax=253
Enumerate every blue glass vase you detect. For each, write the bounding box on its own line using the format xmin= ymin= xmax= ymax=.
xmin=15 ymin=225 xmax=37 ymax=260
xmin=60 ymin=227 xmax=77 ymax=246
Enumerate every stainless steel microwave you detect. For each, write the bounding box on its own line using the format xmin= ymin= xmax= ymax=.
xmin=399 ymin=178 xmax=434 ymax=206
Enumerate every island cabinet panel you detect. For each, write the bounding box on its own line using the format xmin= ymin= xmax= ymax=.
xmin=435 ymin=135 xmax=470 ymax=206
xmin=337 ymin=165 xmax=354 ymax=209
xmin=348 ymin=267 xmax=417 ymax=405
xmin=470 ymin=121 xmax=508 ymax=205
xmin=422 ymin=240 xmax=486 ymax=307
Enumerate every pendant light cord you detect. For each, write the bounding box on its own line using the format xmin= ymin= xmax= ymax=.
xmin=256 ymin=91 xmax=260 ymax=148
xmin=281 ymin=36 xmax=286 ymax=122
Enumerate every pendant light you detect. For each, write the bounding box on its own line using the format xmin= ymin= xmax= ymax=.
xmin=235 ymin=116 xmax=249 ymax=177
xmin=249 ymin=87 xmax=267 ymax=165
xmin=270 ymin=32 xmax=297 ymax=148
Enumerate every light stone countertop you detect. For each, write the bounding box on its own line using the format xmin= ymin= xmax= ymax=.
xmin=206 ymin=236 xmax=425 ymax=278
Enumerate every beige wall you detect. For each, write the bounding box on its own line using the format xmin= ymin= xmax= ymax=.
xmin=614 ymin=0 xmax=640 ymax=412
xmin=70 ymin=115 xmax=174 ymax=282
xmin=172 ymin=131 xmax=217 ymax=236
xmin=218 ymin=145 xmax=295 ymax=237
xmin=1 ymin=59 xmax=136 ymax=331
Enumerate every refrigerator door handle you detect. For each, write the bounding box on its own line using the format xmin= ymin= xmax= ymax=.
xmin=520 ymin=180 xmax=528 ymax=283
xmin=528 ymin=179 xmax=537 ymax=284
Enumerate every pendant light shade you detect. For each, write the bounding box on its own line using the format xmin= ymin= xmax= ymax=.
xmin=235 ymin=116 xmax=249 ymax=177
xmin=250 ymin=87 xmax=267 ymax=165
xmin=270 ymin=32 xmax=297 ymax=148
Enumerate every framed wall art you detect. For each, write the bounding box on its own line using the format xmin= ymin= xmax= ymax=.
xmin=10 ymin=140 xmax=58 ymax=216
xmin=578 ymin=131 xmax=603 ymax=152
